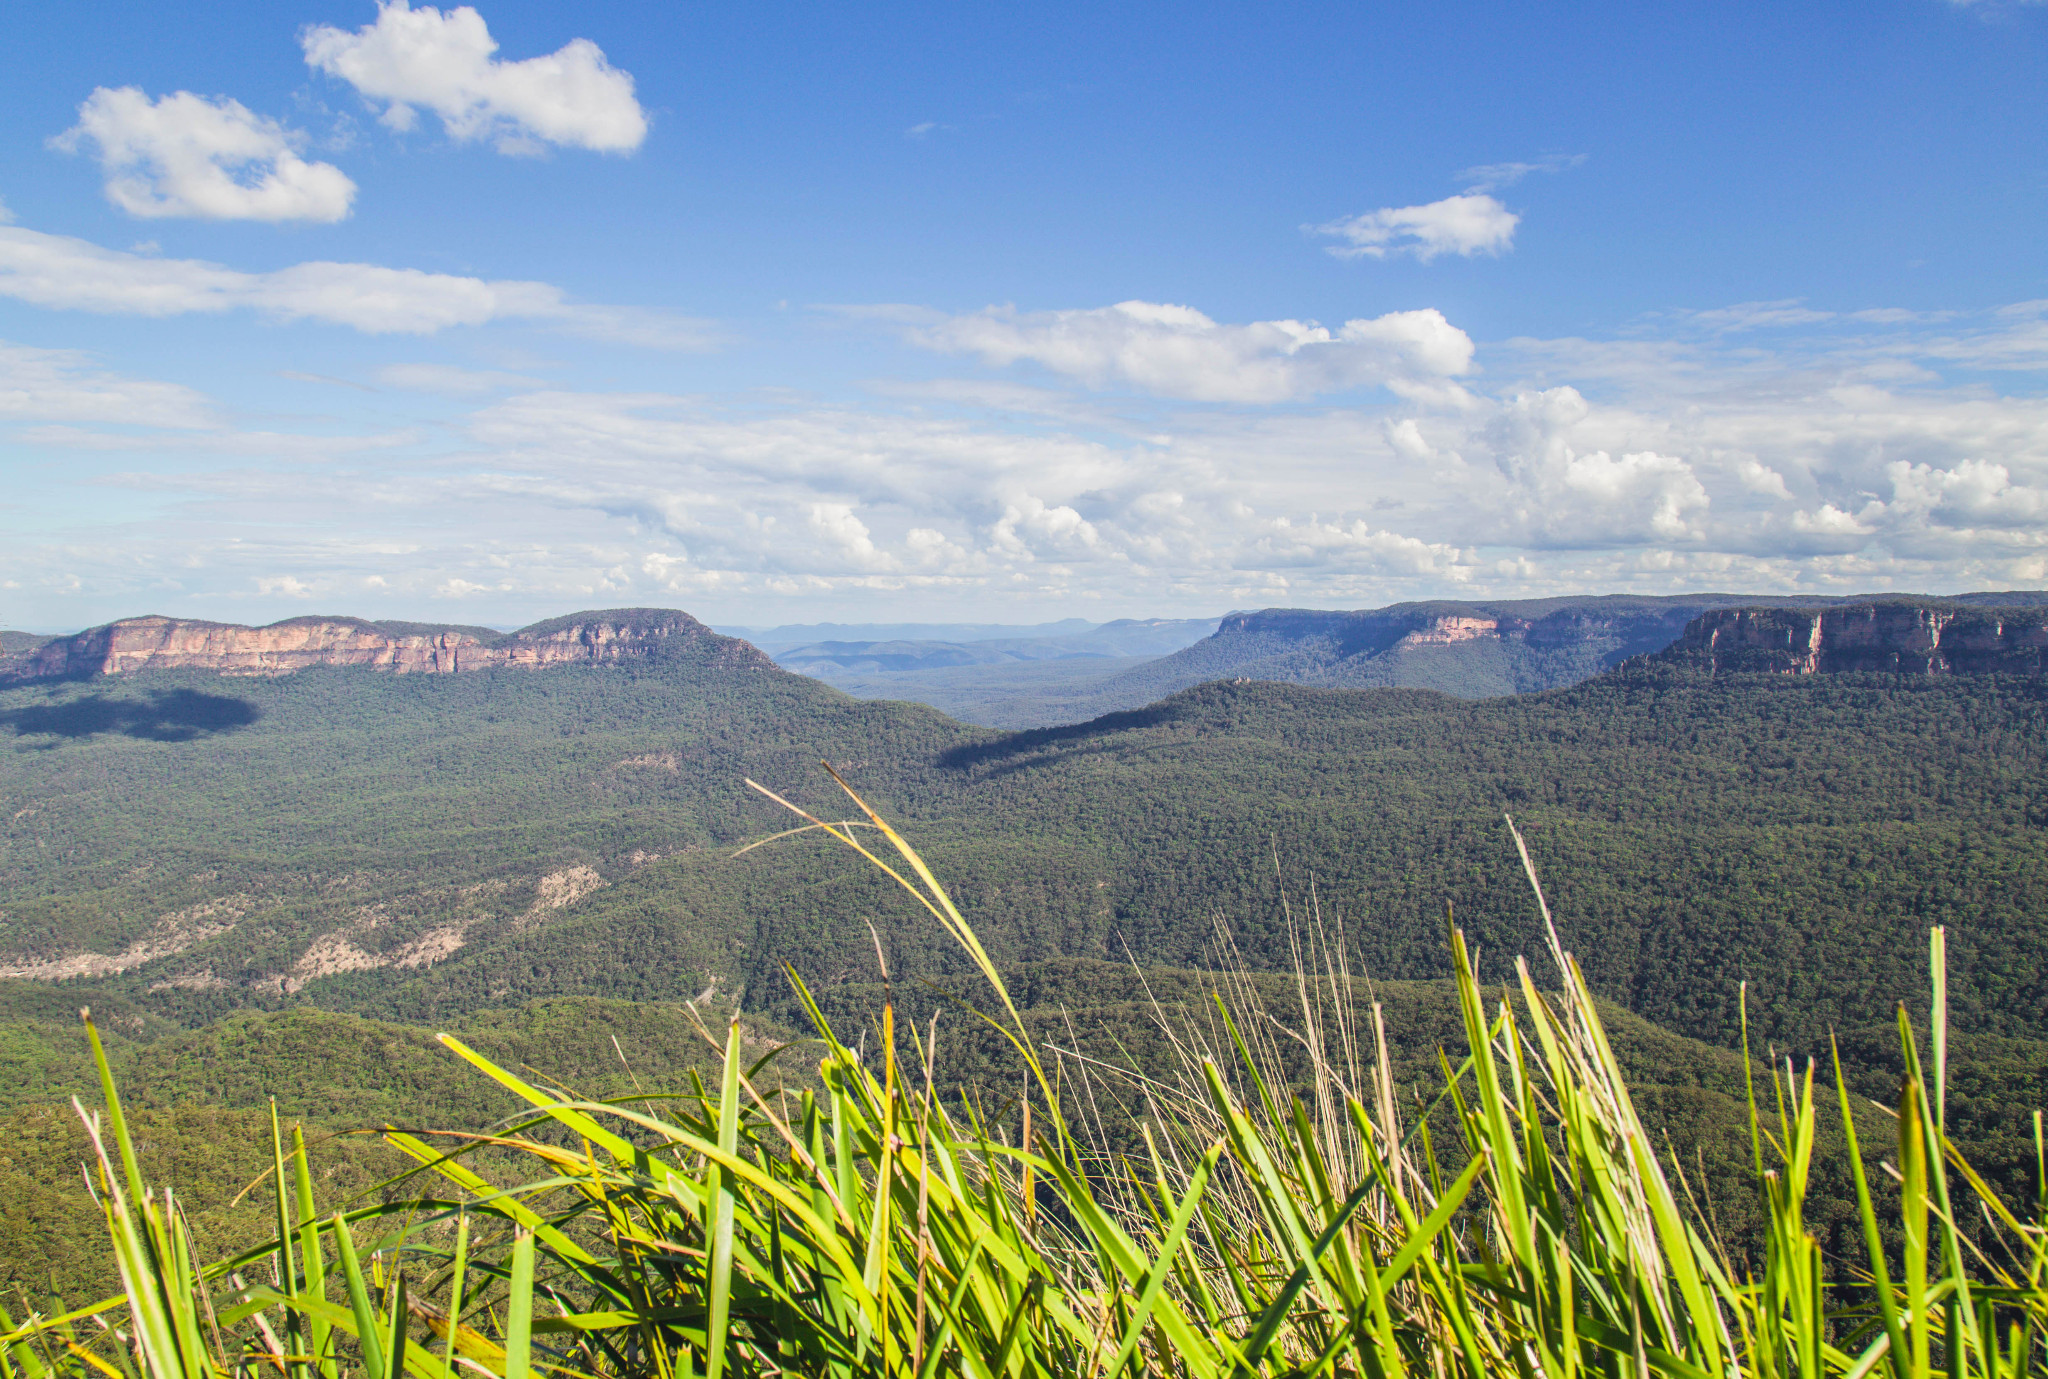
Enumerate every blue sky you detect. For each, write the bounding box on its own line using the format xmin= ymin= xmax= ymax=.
xmin=2 ymin=0 xmax=2045 ymax=630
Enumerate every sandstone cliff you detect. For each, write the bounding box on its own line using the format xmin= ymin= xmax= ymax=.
xmin=1665 ymin=602 xmax=2048 ymax=676
xmin=3 ymin=607 xmax=761 ymax=682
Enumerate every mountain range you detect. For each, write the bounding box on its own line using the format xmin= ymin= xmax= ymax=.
xmin=16 ymin=591 xmax=2048 ymax=725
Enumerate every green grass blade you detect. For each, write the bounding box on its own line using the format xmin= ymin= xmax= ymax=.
xmin=385 ymin=1275 xmax=407 ymax=1379
xmin=504 ymin=1230 xmax=535 ymax=1379
xmin=440 ymin=1213 xmax=468 ymax=1379
xmin=330 ymin=1214 xmax=387 ymax=1379
xmin=705 ymin=1020 xmax=743 ymax=1379
xmin=291 ymin=1126 xmax=333 ymax=1379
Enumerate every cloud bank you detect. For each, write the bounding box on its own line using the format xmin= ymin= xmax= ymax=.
xmin=9 ymin=295 xmax=2048 ymax=622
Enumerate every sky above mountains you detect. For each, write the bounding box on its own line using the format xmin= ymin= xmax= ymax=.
xmin=2 ymin=0 xmax=2045 ymax=630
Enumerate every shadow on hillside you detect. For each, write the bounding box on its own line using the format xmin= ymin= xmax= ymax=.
xmin=937 ymin=702 xmax=1183 ymax=774
xmin=1 ymin=689 xmax=262 ymax=742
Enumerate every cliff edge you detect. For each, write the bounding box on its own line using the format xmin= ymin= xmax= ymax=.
xmin=1 ymin=608 xmax=766 ymax=682
xmin=1660 ymin=601 xmax=2048 ymax=676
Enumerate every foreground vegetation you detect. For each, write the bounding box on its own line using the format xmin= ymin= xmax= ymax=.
xmin=9 ymin=781 xmax=2043 ymax=1377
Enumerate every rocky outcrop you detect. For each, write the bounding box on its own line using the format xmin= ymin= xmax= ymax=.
xmin=1669 ymin=603 xmax=2048 ymax=676
xmin=4 ymin=607 xmax=757 ymax=682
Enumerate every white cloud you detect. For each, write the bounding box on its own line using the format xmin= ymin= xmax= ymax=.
xmin=1790 ymin=504 xmax=1872 ymax=538
xmin=1312 ymin=194 xmax=1518 ymax=263
xmin=1384 ymin=417 xmax=1433 ymax=461
xmin=991 ymin=495 xmax=1101 ymax=557
xmin=808 ymin=502 xmax=890 ymax=569
xmin=1886 ymin=459 xmax=2048 ymax=529
xmin=1249 ymin=515 xmax=1469 ymax=577
xmin=0 ymin=340 xmax=214 ymax=427
xmin=52 ymin=88 xmax=356 ymax=223
xmin=303 ymin=1 xmax=647 ymax=154
xmin=0 ymin=222 xmax=712 ymax=344
xmin=904 ymin=299 xmax=1474 ymax=402
xmin=1736 ymin=458 xmax=1793 ymax=498
xmin=1485 ymin=387 xmax=1710 ymax=546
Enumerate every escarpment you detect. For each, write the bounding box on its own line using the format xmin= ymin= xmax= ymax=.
xmin=1663 ymin=602 xmax=2048 ymax=676
xmin=2 ymin=608 xmax=770 ymax=682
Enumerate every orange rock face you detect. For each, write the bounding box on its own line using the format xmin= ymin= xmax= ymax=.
xmin=1676 ymin=604 xmax=2048 ymax=676
xmin=1396 ymin=615 xmax=1499 ymax=648
xmin=8 ymin=608 xmax=730 ymax=681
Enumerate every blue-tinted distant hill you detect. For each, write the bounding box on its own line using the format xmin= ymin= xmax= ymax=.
xmin=914 ymin=591 xmax=2048 ymax=727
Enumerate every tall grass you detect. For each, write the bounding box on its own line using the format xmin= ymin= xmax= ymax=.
xmin=7 ymin=771 xmax=2045 ymax=1377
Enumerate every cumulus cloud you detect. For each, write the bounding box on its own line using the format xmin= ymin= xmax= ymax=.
xmin=1485 ymin=387 xmax=1710 ymax=546
xmin=1311 ymin=194 xmax=1518 ymax=263
xmin=904 ymin=299 xmax=1475 ymax=402
xmin=303 ymin=1 xmax=647 ymax=154
xmin=52 ymin=88 xmax=356 ymax=223
xmin=0 ymin=222 xmax=712 ymax=343
xmin=1736 ymin=458 xmax=1793 ymax=498
xmin=1886 ymin=459 xmax=2048 ymax=529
